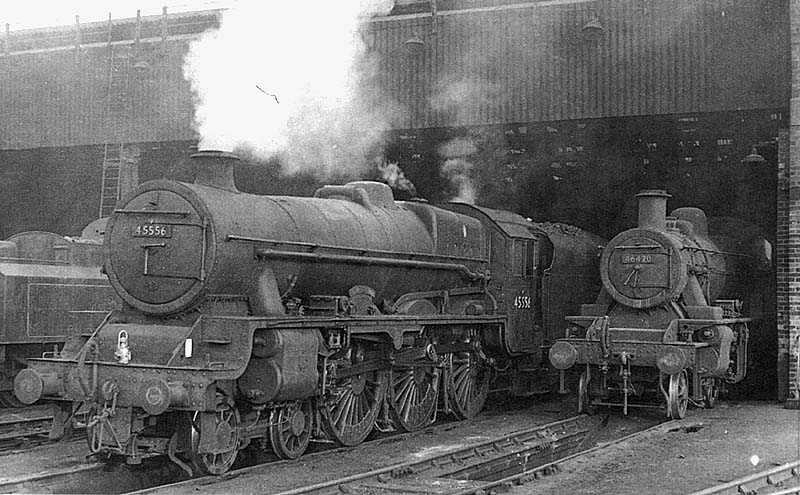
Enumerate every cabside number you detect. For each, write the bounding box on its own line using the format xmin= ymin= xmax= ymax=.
xmin=133 ymin=224 xmax=172 ymax=238
xmin=513 ymin=295 xmax=531 ymax=309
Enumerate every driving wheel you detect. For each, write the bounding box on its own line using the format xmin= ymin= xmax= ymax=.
xmin=446 ymin=352 xmax=490 ymax=420
xmin=388 ymin=364 xmax=439 ymax=432
xmin=320 ymin=345 xmax=388 ymax=446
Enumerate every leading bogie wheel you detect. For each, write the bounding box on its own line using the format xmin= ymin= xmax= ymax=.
xmin=190 ymin=403 xmax=241 ymax=476
xmin=388 ymin=365 xmax=439 ymax=432
xmin=446 ymin=352 xmax=490 ymax=420
xmin=577 ymin=369 xmax=593 ymax=415
xmin=667 ymin=369 xmax=689 ymax=420
xmin=268 ymin=400 xmax=313 ymax=460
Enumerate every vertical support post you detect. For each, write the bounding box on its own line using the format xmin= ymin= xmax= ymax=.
xmin=134 ymin=9 xmax=141 ymax=51
xmin=107 ymin=12 xmax=112 ymax=45
xmin=161 ymin=6 xmax=168 ymax=42
xmin=4 ymin=23 xmax=9 ymax=56
xmin=778 ymin=128 xmax=790 ymax=402
xmin=782 ymin=0 xmax=800 ymax=408
xmin=74 ymin=15 xmax=81 ymax=52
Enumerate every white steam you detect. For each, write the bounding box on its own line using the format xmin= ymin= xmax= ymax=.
xmin=377 ymin=160 xmax=418 ymax=197
xmin=439 ymin=138 xmax=477 ymax=204
xmin=184 ymin=1 xmax=394 ymax=178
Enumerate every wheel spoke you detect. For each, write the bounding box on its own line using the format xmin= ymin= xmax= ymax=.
xmin=447 ymin=353 xmax=489 ymax=420
xmin=321 ymin=347 xmax=388 ymax=447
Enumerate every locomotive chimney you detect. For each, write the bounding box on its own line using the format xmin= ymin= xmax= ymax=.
xmin=190 ymin=150 xmax=240 ymax=192
xmin=636 ymin=189 xmax=671 ymax=230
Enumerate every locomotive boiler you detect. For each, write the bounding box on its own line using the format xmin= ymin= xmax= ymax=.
xmin=0 ymin=224 xmax=118 ymax=416
xmin=14 ymin=151 xmax=604 ymax=475
xmin=549 ymin=190 xmax=769 ymax=418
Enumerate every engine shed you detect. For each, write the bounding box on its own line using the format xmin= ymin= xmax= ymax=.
xmin=0 ymin=0 xmax=793 ymax=403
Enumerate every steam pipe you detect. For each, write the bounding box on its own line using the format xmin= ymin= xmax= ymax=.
xmin=253 ymin=247 xmax=487 ymax=282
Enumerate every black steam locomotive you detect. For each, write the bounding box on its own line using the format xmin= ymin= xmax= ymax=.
xmin=549 ymin=190 xmax=771 ymax=418
xmin=0 ymin=223 xmax=118 ymax=414
xmin=15 ymin=151 xmax=603 ymax=475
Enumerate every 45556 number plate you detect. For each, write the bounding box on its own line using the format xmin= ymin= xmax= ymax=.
xmin=133 ymin=224 xmax=172 ymax=237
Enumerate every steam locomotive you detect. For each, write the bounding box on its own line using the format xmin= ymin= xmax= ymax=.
xmin=14 ymin=151 xmax=603 ymax=475
xmin=549 ymin=190 xmax=771 ymax=418
xmin=0 ymin=222 xmax=118 ymax=417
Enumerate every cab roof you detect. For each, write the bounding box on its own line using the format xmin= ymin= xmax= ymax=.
xmin=444 ymin=203 xmax=537 ymax=239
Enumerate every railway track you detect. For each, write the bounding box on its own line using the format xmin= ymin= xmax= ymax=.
xmin=0 ymin=414 xmax=54 ymax=449
xmin=690 ymin=460 xmax=800 ymax=495
xmin=131 ymin=413 xmax=662 ymax=495
xmin=277 ymin=415 xmax=673 ymax=495
xmin=273 ymin=415 xmax=592 ymax=495
xmin=0 ymin=408 xmax=658 ymax=495
xmin=0 ymin=412 xmax=86 ymax=452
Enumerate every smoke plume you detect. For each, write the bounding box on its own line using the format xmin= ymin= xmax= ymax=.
xmin=438 ymin=138 xmax=478 ymax=204
xmin=183 ymin=1 xmax=394 ymax=179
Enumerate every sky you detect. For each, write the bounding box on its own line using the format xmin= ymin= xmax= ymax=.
xmin=3 ymin=0 xmax=237 ymax=30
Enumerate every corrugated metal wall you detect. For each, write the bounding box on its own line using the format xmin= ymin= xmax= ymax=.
xmin=0 ymin=1 xmax=788 ymax=149
xmin=368 ymin=0 xmax=790 ymax=129
xmin=0 ymin=39 xmax=196 ymax=149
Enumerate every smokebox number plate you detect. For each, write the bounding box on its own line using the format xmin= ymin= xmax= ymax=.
xmin=133 ymin=224 xmax=172 ymax=238
xmin=621 ymin=254 xmax=653 ymax=264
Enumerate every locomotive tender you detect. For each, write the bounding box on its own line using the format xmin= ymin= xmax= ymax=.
xmin=0 ymin=225 xmax=118 ymax=414
xmin=14 ymin=151 xmax=604 ymax=475
xmin=549 ymin=190 xmax=769 ymax=418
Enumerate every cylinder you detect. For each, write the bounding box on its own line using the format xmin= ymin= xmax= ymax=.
xmin=636 ymin=190 xmax=671 ymax=230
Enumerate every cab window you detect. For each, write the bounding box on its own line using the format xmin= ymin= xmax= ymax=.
xmin=511 ymin=239 xmax=537 ymax=277
xmin=525 ymin=240 xmax=537 ymax=277
xmin=491 ymin=231 xmax=506 ymax=267
xmin=512 ymin=239 xmax=525 ymax=276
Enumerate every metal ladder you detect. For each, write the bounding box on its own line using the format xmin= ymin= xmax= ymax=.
xmin=98 ymin=42 xmax=131 ymax=219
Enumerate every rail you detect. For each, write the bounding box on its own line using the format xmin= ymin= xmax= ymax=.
xmin=689 ymin=460 xmax=800 ymax=495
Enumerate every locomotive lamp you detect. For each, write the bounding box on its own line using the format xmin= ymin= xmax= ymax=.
xmin=115 ymin=330 xmax=131 ymax=364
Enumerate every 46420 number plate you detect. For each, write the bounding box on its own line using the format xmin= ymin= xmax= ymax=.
xmin=133 ymin=224 xmax=172 ymax=237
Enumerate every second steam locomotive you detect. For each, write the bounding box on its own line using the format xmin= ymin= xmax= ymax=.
xmin=549 ymin=190 xmax=770 ymax=418
xmin=15 ymin=151 xmax=603 ymax=475
xmin=0 ymin=224 xmax=118 ymax=414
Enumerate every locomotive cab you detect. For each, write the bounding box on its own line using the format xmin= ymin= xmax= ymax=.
xmin=442 ymin=205 xmax=604 ymax=395
xmin=441 ymin=204 xmax=544 ymax=356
